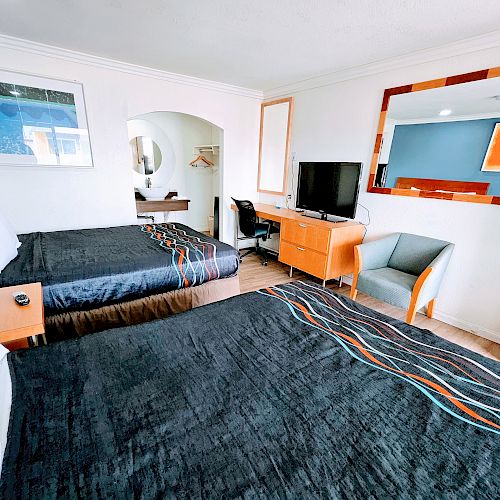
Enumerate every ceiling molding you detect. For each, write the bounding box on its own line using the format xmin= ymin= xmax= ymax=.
xmin=264 ymin=30 xmax=500 ymax=99
xmin=1 ymin=29 xmax=499 ymax=102
xmin=0 ymin=33 xmax=264 ymax=100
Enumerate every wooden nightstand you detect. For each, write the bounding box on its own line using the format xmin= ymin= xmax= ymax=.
xmin=0 ymin=283 xmax=45 ymax=351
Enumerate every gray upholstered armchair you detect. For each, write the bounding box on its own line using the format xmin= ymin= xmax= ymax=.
xmin=350 ymin=233 xmax=454 ymax=324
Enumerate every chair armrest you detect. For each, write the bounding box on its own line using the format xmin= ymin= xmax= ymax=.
xmin=415 ymin=244 xmax=454 ymax=309
xmin=356 ymin=233 xmax=401 ymax=271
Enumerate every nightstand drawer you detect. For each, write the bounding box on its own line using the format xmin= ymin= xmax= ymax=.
xmin=279 ymin=241 xmax=328 ymax=278
xmin=281 ymin=220 xmax=330 ymax=253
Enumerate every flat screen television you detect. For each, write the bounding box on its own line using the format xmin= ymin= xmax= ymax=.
xmin=296 ymin=162 xmax=362 ymax=220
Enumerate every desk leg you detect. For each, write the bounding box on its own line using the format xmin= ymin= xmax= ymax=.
xmin=322 ymin=279 xmax=326 ymax=287
xmin=338 ymin=276 xmax=343 ymax=288
xmin=289 ymin=266 xmax=293 ymax=278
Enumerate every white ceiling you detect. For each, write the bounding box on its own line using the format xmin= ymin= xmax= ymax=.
xmin=1 ymin=0 xmax=500 ymax=91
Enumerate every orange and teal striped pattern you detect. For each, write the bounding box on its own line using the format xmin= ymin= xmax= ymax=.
xmin=258 ymin=282 xmax=500 ymax=435
xmin=141 ymin=223 xmax=222 ymax=288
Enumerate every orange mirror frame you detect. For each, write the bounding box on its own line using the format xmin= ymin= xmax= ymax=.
xmin=367 ymin=67 xmax=500 ymax=206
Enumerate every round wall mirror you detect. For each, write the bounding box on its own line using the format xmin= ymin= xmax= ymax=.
xmin=130 ymin=136 xmax=162 ymax=175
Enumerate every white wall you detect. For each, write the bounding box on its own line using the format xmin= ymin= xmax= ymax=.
xmin=261 ymin=46 xmax=500 ymax=340
xmin=131 ymin=112 xmax=218 ymax=232
xmin=379 ymin=117 xmax=396 ymax=164
xmin=0 ymin=40 xmax=261 ymax=244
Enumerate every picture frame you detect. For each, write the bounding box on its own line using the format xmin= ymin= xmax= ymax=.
xmin=481 ymin=122 xmax=500 ymax=172
xmin=0 ymin=69 xmax=94 ymax=168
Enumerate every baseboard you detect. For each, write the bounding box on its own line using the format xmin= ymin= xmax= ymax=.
xmin=260 ymin=244 xmax=279 ymax=254
xmin=341 ymin=275 xmax=353 ymax=286
xmin=432 ymin=311 xmax=500 ymax=344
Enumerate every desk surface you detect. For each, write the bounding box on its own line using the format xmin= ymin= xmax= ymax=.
xmin=231 ymin=203 xmax=361 ymax=229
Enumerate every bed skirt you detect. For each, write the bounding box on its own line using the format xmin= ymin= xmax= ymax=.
xmin=44 ymin=275 xmax=240 ymax=342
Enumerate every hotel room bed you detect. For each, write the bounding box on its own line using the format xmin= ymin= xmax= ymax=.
xmin=1 ymin=281 xmax=498 ymax=498
xmin=0 ymin=222 xmax=239 ymax=340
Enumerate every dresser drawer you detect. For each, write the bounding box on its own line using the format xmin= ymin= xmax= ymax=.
xmin=281 ymin=220 xmax=330 ymax=253
xmin=279 ymin=241 xmax=328 ymax=278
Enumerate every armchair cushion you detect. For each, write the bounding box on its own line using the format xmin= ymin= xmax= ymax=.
xmin=357 ymin=268 xmax=418 ymax=309
xmin=358 ymin=233 xmax=401 ymax=271
xmin=388 ymin=233 xmax=450 ymax=276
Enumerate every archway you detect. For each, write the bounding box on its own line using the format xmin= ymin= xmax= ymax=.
xmin=127 ymin=111 xmax=224 ymax=239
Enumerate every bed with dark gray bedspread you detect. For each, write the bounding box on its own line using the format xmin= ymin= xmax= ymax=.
xmin=0 ymin=223 xmax=238 ymax=314
xmin=1 ymin=281 xmax=498 ymax=498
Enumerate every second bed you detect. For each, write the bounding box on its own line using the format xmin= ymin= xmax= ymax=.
xmin=0 ymin=222 xmax=239 ymax=340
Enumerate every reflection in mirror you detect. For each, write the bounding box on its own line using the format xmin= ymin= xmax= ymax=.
xmin=258 ymin=97 xmax=293 ymax=194
xmin=369 ymin=67 xmax=500 ymax=204
xmin=130 ymin=136 xmax=162 ymax=175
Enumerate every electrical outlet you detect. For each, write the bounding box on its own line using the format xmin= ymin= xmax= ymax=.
xmin=287 ymin=194 xmax=292 ymax=200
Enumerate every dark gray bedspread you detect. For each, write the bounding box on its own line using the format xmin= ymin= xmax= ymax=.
xmin=0 ymin=223 xmax=238 ymax=313
xmin=1 ymin=282 xmax=498 ymax=498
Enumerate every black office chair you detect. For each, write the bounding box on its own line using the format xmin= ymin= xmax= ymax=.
xmin=232 ymin=198 xmax=279 ymax=266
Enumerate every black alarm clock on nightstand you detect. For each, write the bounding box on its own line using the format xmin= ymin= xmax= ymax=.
xmin=12 ymin=291 xmax=30 ymax=307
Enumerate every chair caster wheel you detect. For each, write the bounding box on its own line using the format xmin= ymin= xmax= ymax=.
xmin=262 ymin=262 xmax=268 ymax=266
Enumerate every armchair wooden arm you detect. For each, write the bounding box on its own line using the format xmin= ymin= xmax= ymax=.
xmin=406 ymin=267 xmax=433 ymax=324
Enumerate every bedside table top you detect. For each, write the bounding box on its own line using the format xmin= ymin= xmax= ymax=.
xmin=0 ymin=283 xmax=45 ymax=343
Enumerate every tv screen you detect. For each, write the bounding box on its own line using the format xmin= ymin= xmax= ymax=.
xmin=296 ymin=162 xmax=362 ymax=219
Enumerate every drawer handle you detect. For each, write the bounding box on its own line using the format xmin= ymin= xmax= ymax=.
xmin=296 ymin=247 xmax=305 ymax=251
xmin=298 ymin=223 xmax=307 ymax=228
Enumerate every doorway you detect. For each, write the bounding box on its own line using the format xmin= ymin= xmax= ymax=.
xmin=127 ymin=111 xmax=223 ymax=239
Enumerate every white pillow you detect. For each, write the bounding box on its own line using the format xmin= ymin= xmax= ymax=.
xmin=0 ymin=345 xmax=12 ymax=480
xmin=0 ymin=217 xmax=19 ymax=273
xmin=0 ymin=213 xmax=20 ymax=249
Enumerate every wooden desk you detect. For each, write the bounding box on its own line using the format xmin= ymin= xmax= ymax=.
xmin=231 ymin=203 xmax=365 ymax=286
xmin=0 ymin=283 xmax=45 ymax=350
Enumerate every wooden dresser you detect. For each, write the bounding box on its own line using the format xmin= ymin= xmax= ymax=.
xmin=279 ymin=216 xmax=365 ymax=285
xmin=232 ymin=203 xmax=365 ymax=286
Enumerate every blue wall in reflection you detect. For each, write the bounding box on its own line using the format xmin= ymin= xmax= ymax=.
xmin=386 ymin=117 xmax=500 ymax=195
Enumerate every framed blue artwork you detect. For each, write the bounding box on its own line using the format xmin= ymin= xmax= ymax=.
xmin=0 ymin=70 xmax=93 ymax=167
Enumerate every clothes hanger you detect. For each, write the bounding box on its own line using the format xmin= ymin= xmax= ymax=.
xmin=189 ymin=154 xmax=214 ymax=167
